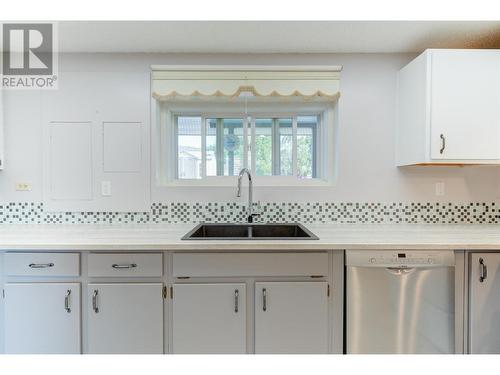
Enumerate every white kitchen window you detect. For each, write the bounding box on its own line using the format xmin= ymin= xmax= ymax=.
xmin=174 ymin=114 xmax=321 ymax=181
xmin=152 ymin=66 xmax=341 ymax=186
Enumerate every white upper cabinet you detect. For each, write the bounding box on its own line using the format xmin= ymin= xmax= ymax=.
xmin=396 ymin=49 xmax=500 ymax=165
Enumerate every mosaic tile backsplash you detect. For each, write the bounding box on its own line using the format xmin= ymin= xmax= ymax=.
xmin=0 ymin=202 xmax=499 ymax=224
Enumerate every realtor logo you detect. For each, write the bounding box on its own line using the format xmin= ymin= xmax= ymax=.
xmin=1 ymin=22 xmax=58 ymax=89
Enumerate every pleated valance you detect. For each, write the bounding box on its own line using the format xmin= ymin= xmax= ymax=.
xmin=151 ymin=65 xmax=342 ymax=103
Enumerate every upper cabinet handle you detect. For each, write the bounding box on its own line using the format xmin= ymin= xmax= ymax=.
xmin=64 ymin=289 xmax=71 ymax=313
xmin=112 ymin=263 xmax=137 ymax=269
xmin=29 ymin=263 xmax=54 ymax=269
xmin=480 ymin=258 xmax=487 ymax=283
xmin=440 ymin=134 xmax=446 ymax=154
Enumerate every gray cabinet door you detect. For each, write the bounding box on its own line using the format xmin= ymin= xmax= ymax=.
xmin=88 ymin=283 xmax=164 ymax=354
xmin=470 ymin=253 xmax=500 ymax=353
xmin=4 ymin=283 xmax=81 ymax=354
xmin=254 ymin=281 xmax=329 ymax=354
xmin=172 ymin=283 xmax=247 ymax=354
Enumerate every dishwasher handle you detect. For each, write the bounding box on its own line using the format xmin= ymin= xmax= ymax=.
xmin=386 ymin=267 xmax=416 ymax=275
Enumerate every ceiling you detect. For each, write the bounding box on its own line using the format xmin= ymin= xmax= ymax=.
xmin=58 ymin=21 xmax=500 ymax=53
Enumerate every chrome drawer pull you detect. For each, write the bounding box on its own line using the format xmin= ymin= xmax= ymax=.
xmin=92 ymin=290 xmax=99 ymax=313
xmin=111 ymin=263 xmax=137 ymax=269
xmin=234 ymin=289 xmax=239 ymax=313
xmin=29 ymin=263 xmax=54 ymax=269
xmin=262 ymin=288 xmax=267 ymax=312
xmin=64 ymin=289 xmax=71 ymax=313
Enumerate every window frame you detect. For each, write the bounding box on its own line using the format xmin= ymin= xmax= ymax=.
xmin=156 ymin=101 xmax=337 ymax=187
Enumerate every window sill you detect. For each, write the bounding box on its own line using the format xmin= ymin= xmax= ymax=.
xmin=159 ymin=176 xmax=334 ymax=187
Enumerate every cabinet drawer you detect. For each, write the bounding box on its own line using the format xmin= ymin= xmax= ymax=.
xmin=172 ymin=252 xmax=329 ymax=278
xmin=4 ymin=253 xmax=80 ymax=277
xmin=88 ymin=253 xmax=163 ymax=277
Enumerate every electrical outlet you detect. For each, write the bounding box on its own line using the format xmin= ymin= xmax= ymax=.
xmin=101 ymin=181 xmax=111 ymax=196
xmin=15 ymin=182 xmax=31 ymax=191
xmin=435 ymin=182 xmax=445 ymax=196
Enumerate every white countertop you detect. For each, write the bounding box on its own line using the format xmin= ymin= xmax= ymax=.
xmin=0 ymin=223 xmax=500 ymax=251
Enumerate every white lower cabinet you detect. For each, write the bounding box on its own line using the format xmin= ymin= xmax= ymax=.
xmin=172 ymin=281 xmax=329 ymax=354
xmin=172 ymin=283 xmax=247 ymax=354
xmin=87 ymin=283 xmax=164 ymax=354
xmin=254 ymin=281 xmax=329 ymax=354
xmin=4 ymin=283 xmax=81 ymax=354
xmin=0 ymin=252 xmax=334 ymax=355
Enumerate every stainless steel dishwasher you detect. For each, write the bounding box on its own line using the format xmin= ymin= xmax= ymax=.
xmin=346 ymin=250 xmax=455 ymax=354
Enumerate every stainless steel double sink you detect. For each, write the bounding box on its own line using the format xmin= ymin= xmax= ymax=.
xmin=182 ymin=223 xmax=318 ymax=240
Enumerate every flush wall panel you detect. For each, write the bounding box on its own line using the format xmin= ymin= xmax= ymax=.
xmin=41 ymin=71 xmax=150 ymax=212
xmin=103 ymin=122 xmax=142 ymax=172
xmin=49 ymin=122 xmax=93 ymax=200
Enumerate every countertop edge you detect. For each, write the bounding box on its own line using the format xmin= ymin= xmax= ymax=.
xmin=0 ymin=243 xmax=497 ymax=251
xmin=1 ymin=223 xmax=500 ymax=251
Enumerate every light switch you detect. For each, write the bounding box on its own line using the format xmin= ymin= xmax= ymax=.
xmin=101 ymin=181 xmax=112 ymax=196
xmin=435 ymin=182 xmax=445 ymax=196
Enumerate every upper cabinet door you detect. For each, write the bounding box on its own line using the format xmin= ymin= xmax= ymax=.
xmin=87 ymin=283 xmax=164 ymax=354
xmin=254 ymin=281 xmax=329 ymax=354
xmin=469 ymin=253 xmax=500 ymax=354
xmin=172 ymin=283 xmax=247 ymax=354
xmin=430 ymin=50 xmax=500 ymax=160
xmin=4 ymin=283 xmax=81 ymax=354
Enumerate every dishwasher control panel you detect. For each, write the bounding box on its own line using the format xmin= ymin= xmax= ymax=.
xmin=346 ymin=250 xmax=455 ymax=267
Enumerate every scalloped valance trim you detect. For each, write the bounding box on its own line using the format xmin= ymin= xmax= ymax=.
xmin=152 ymin=85 xmax=340 ymax=102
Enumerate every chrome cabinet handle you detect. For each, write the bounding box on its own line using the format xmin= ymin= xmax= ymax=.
xmin=480 ymin=258 xmax=487 ymax=283
xmin=29 ymin=263 xmax=54 ymax=269
xmin=262 ymin=288 xmax=267 ymax=312
xmin=111 ymin=263 xmax=137 ymax=269
xmin=440 ymin=134 xmax=446 ymax=154
xmin=92 ymin=290 xmax=99 ymax=313
xmin=234 ymin=289 xmax=239 ymax=313
xmin=64 ymin=289 xmax=71 ymax=313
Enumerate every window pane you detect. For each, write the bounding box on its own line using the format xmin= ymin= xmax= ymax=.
xmin=175 ymin=114 xmax=321 ymax=181
xmin=177 ymin=116 xmax=202 ymax=179
xmin=206 ymin=118 xmax=244 ymax=176
xmin=223 ymin=119 xmax=244 ymax=176
xmin=205 ymin=118 xmax=217 ymax=176
xmin=297 ymin=116 xmax=318 ymax=179
xmin=246 ymin=117 xmax=252 ymax=171
xmin=255 ymin=119 xmax=273 ymax=176
xmin=278 ymin=118 xmax=293 ymax=176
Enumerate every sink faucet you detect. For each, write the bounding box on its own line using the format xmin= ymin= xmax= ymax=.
xmin=237 ymin=168 xmax=260 ymax=223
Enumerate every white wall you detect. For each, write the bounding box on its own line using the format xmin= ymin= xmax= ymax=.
xmin=1 ymin=52 xmax=500 ymax=206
